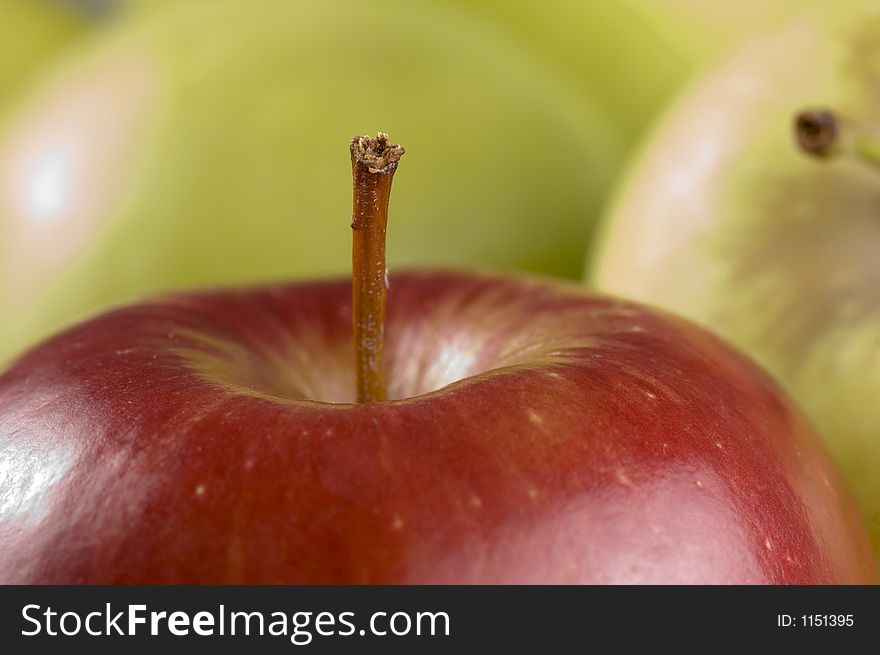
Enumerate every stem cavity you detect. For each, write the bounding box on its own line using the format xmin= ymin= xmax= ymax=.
xmin=350 ymin=133 xmax=404 ymax=403
xmin=795 ymin=108 xmax=880 ymax=170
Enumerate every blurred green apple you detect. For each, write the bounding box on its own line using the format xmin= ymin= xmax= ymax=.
xmin=442 ymin=0 xmax=811 ymax=146
xmin=591 ymin=2 xmax=880 ymax=552
xmin=0 ymin=0 xmax=621 ymax=366
xmin=0 ymin=0 xmax=94 ymax=110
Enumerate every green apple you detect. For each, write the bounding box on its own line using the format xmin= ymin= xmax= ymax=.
xmin=0 ymin=0 xmax=93 ymax=109
xmin=441 ymin=0 xmax=811 ymax=146
xmin=591 ymin=2 xmax=880 ymax=553
xmin=0 ymin=0 xmax=621 ymax=367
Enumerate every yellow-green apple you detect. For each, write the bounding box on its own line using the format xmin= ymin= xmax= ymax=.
xmin=590 ymin=2 xmax=880 ymax=554
xmin=441 ymin=0 xmax=810 ymax=145
xmin=0 ymin=132 xmax=873 ymax=584
xmin=0 ymin=0 xmax=621 ymax=368
xmin=0 ymin=0 xmax=94 ymax=110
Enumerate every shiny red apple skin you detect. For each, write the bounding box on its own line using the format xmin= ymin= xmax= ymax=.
xmin=0 ymin=270 xmax=873 ymax=584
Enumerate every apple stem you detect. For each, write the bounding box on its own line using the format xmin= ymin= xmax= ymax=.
xmin=350 ymin=133 xmax=405 ymax=403
xmin=795 ymin=109 xmax=880 ymax=170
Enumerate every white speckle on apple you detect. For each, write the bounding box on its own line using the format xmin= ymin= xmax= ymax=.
xmin=469 ymin=496 xmax=482 ymax=509
xmin=715 ymin=441 xmax=724 ymax=449
xmin=527 ymin=487 xmax=539 ymax=500
xmin=527 ymin=409 xmax=543 ymax=425
xmin=644 ymin=391 xmax=656 ymax=399
xmin=391 ymin=516 xmax=404 ymax=530
xmin=616 ymin=471 xmax=633 ymax=487
xmin=696 ymin=480 xmax=704 ymax=489
xmin=194 ymin=484 xmax=206 ymax=497
xmin=764 ymin=537 xmax=773 ymax=551
xmin=244 ymin=459 xmax=254 ymax=471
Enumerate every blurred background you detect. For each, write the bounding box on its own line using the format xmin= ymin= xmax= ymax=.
xmin=0 ymin=0 xmax=813 ymax=365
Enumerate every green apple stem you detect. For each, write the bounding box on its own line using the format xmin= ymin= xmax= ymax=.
xmin=350 ymin=133 xmax=405 ymax=404
xmin=795 ymin=109 xmax=880 ymax=170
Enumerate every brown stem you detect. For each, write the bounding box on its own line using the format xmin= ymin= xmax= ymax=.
xmin=795 ymin=108 xmax=880 ymax=170
xmin=350 ymin=133 xmax=404 ymax=403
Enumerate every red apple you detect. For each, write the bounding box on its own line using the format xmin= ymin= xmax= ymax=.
xmin=0 ymin=132 xmax=873 ymax=584
xmin=0 ymin=269 xmax=873 ymax=583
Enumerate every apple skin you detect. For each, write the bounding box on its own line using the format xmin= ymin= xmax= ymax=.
xmin=590 ymin=2 xmax=880 ymax=555
xmin=0 ymin=0 xmax=91 ymax=110
xmin=0 ymin=270 xmax=873 ymax=583
xmin=0 ymin=0 xmax=620 ymax=367
xmin=442 ymin=0 xmax=808 ymax=146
